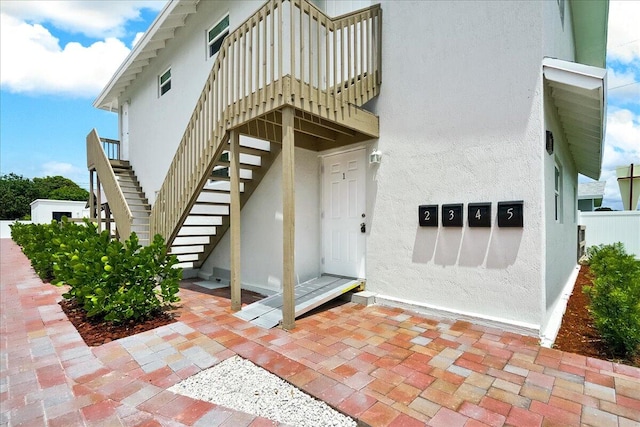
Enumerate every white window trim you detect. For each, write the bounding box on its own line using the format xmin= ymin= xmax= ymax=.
xmin=159 ymin=67 xmax=171 ymax=97
xmin=207 ymin=13 xmax=230 ymax=58
xmin=554 ymin=162 xmax=563 ymax=223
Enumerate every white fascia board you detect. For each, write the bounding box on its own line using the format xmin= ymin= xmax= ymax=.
xmin=93 ymin=0 xmax=191 ymax=111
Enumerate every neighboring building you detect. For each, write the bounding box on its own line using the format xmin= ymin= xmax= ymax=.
xmin=578 ymin=181 xmax=606 ymax=211
xmin=30 ymin=199 xmax=89 ymax=224
xmin=86 ymin=0 xmax=608 ymax=339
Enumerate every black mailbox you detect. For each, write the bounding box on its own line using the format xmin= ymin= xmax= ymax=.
xmin=418 ymin=205 xmax=438 ymax=227
xmin=468 ymin=203 xmax=491 ymax=227
xmin=442 ymin=204 xmax=463 ymax=227
xmin=497 ymin=201 xmax=524 ymax=227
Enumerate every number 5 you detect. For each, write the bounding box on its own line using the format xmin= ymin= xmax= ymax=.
xmin=507 ymin=207 xmax=513 ymax=220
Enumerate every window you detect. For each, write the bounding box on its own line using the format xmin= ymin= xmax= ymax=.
xmin=159 ymin=68 xmax=171 ymax=96
xmin=52 ymin=212 xmax=71 ymax=222
xmin=208 ymin=14 xmax=229 ymax=57
xmin=554 ymin=163 xmax=562 ymax=222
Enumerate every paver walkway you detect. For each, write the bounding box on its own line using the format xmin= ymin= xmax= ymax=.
xmin=1 ymin=238 xmax=639 ymax=426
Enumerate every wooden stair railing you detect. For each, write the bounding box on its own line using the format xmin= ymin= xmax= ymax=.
xmin=151 ymin=0 xmax=382 ymax=251
xmin=86 ymin=129 xmax=133 ymax=239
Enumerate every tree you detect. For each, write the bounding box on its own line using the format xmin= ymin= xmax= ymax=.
xmin=0 ymin=174 xmax=89 ymax=220
xmin=0 ymin=174 xmax=38 ymax=220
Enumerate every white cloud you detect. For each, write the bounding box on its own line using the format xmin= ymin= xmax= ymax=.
xmin=597 ymin=108 xmax=640 ymax=209
xmin=132 ymin=32 xmax=145 ymax=48
xmin=607 ymin=67 xmax=640 ymax=104
xmin=607 ymin=1 xmax=640 ymax=63
xmin=0 ymin=0 xmax=166 ymax=39
xmin=0 ymin=13 xmax=131 ymax=97
xmin=40 ymin=161 xmax=88 ymax=188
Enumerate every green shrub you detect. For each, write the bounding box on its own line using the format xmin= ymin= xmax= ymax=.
xmin=11 ymin=219 xmax=181 ymax=323
xmin=583 ymin=243 xmax=640 ymax=358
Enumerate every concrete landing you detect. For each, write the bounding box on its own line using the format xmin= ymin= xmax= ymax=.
xmin=234 ymin=275 xmax=363 ymax=328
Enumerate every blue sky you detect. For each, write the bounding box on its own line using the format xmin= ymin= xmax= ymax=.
xmin=1 ymin=1 xmax=639 ymax=209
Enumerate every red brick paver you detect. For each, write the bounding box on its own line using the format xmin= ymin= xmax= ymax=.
xmin=1 ymin=239 xmax=639 ymax=426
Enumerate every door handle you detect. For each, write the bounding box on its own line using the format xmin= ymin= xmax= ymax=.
xmin=360 ymin=222 xmax=366 ymax=233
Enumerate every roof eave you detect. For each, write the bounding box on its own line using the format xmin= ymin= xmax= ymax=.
xmin=569 ymin=0 xmax=609 ymax=68
xmin=543 ymin=58 xmax=607 ymax=181
xmin=93 ymin=0 xmax=199 ymax=112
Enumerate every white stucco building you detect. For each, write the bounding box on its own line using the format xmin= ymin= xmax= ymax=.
xmin=30 ymin=199 xmax=89 ymax=224
xmin=86 ymin=0 xmax=608 ymax=339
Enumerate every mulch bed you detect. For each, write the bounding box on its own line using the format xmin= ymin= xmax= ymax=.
xmin=59 ymin=280 xmax=266 ymax=347
xmin=553 ymin=265 xmax=640 ymax=368
xmin=59 ymin=299 xmax=177 ymax=347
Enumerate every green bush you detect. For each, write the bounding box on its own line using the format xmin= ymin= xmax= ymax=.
xmin=11 ymin=219 xmax=181 ymax=323
xmin=583 ymin=243 xmax=640 ymax=358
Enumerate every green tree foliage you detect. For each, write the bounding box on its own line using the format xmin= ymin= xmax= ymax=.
xmin=0 ymin=173 xmax=38 ymax=220
xmin=0 ymin=174 xmax=89 ymax=220
xmin=584 ymin=243 xmax=640 ymax=358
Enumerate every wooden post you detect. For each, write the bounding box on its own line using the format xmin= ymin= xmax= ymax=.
xmin=230 ymin=130 xmax=242 ymax=311
xmin=282 ymin=106 xmax=295 ymax=330
xmin=96 ymin=175 xmax=102 ymax=232
xmin=89 ymin=170 xmax=95 ymax=221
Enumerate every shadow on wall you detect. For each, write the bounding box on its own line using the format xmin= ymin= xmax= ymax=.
xmin=412 ymin=225 xmax=523 ymax=268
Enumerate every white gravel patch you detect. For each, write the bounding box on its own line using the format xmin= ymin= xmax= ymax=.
xmin=168 ymin=356 xmax=356 ymax=427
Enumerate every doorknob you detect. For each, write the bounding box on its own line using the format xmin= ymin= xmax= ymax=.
xmin=360 ymin=222 xmax=366 ymax=233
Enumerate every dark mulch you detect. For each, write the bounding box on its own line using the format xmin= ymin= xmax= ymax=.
xmin=59 ymin=298 xmax=177 ymax=347
xmin=553 ymin=265 xmax=640 ymax=368
xmin=59 ymin=280 xmax=266 ymax=347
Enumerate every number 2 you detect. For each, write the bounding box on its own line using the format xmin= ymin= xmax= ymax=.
xmin=448 ymin=210 xmax=454 ymax=221
xmin=507 ymin=207 xmax=514 ymax=220
xmin=424 ymin=210 xmax=430 ymax=221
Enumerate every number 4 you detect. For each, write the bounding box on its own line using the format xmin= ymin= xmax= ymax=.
xmin=475 ymin=209 xmax=481 ymax=220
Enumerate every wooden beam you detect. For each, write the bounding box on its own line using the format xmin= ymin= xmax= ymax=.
xmin=230 ymin=130 xmax=242 ymax=311
xmin=282 ymin=106 xmax=295 ymax=330
xmin=89 ymin=170 xmax=95 ymax=221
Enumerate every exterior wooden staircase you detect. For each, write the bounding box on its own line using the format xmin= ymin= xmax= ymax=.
xmin=87 ymin=0 xmax=382 ymax=275
xmin=111 ymin=161 xmax=151 ymax=245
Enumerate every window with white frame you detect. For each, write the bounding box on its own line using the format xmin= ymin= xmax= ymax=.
xmin=208 ymin=14 xmax=229 ymax=58
xmin=159 ymin=68 xmax=171 ymax=96
xmin=555 ymin=163 xmax=562 ymax=222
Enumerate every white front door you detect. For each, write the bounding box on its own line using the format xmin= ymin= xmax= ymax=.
xmin=322 ymin=148 xmax=366 ymax=278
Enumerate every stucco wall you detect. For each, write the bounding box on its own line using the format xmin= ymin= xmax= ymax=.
xmin=541 ymin=0 xmax=580 ymax=334
xmin=200 ymin=146 xmax=321 ymax=292
xmin=30 ymin=200 xmax=89 ymax=224
xmin=362 ymin=0 xmax=547 ymax=329
xmin=123 ymin=1 xmax=265 ymax=204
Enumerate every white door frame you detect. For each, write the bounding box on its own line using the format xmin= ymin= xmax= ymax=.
xmin=320 ymin=146 xmax=367 ymax=278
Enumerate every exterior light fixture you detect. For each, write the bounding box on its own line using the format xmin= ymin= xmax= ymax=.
xmin=369 ymin=149 xmax=382 ymax=165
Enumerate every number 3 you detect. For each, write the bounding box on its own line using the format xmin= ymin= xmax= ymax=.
xmin=448 ymin=210 xmax=454 ymax=220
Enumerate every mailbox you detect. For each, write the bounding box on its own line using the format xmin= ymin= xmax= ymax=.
xmin=468 ymin=203 xmax=491 ymax=227
xmin=418 ymin=205 xmax=438 ymax=227
xmin=442 ymin=204 xmax=463 ymax=227
xmin=497 ymin=201 xmax=524 ymax=227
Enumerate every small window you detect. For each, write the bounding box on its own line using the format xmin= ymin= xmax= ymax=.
xmin=554 ymin=163 xmax=562 ymax=223
xmin=159 ymin=68 xmax=171 ymax=96
xmin=208 ymin=14 xmax=229 ymax=57
xmin=52 ymin=212 xmax=72 ymax=222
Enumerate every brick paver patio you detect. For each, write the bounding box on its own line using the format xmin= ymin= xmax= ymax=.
xmin=1 ymin=238 xmax=639 ymax=426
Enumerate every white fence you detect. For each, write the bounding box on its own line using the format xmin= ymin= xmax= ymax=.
xmin=578 ymin=211 xmax=640 ymax=258
xmin=0 ymin=220 xmax=32 ymax=239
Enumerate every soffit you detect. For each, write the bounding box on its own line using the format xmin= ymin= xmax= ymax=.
xmin=543 ymin=58 xmax=607 ymax=181
xmin=569 ymin=0 xmax=609 ymax=68
xmin=94 ymin=0 xmax=200 ymax=111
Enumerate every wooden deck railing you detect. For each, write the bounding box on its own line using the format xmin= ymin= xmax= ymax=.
xmin=100 ymin=137 xmax=120 ymax=161
xmin=87 ymin=129 xmax=132 ymax=239
xmin=150 ymin=0 xmax=381 ymax=242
